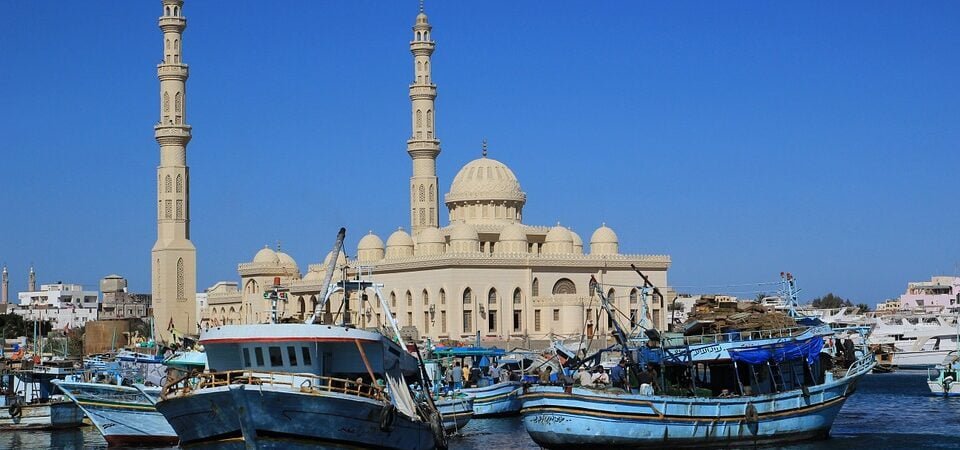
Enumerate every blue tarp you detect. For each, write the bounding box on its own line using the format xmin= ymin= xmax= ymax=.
xmin=728 ymin=336 xmax=824 ymax=366
xmin=433 ymin=346 xmax=506 ymax=357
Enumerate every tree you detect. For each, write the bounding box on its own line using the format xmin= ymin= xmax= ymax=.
xmin=0 ymin=313 xmax=52 ymax=339
xmin=856 ymin=303 xmax=871 ymax=313
xmin=810 ymin=293 xmax=853 ymax=309
xmin=755 ymin=292 xmax=770 ymax=303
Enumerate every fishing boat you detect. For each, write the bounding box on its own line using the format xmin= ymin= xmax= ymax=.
xmin=155 ymin=229 xmax=446 ymax=449
xmin=434 ymin=394 xmax=473 ymax=432
xmin=0 ymin=359 xmax=85 ymax=430
xmin=431 ymin=346 xmax=524 ymax=417
xmin=52 ymin=350 xmax=206 ymax=447
xmin=520 ymin=271 xmax=875 ymax=448
xmin=927 ymin=351 xmax=960 ymax=396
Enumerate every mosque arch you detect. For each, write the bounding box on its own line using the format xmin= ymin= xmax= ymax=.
xmin=440 ymin=288 xmax=446 ymax=305
xmin=552 ymin=278 xmax=576 ymax=295
xmin=422 ymin=289 xmax=429 ymax=305
xmin=488 ymin=288 xmax=497 ymax=305
xmin=391 ymin=291 xmax=397 ymax=307
xmin=406 ymin=290 xmax=413 ymax=307
xmin=462 ymin=288 xmax=472 ymax=305
xmin=298 ymin=297 xmax=305 ymax=318
xmin=513 ymin=288 xmax=522 ymax=305
xmin=630 ymin=288 xmax=638 ymax=304
xmin=532 ymin=278 xmax=539 ymax=297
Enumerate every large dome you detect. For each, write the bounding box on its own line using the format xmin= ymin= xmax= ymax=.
xmin=253 ymin=246 xmax=279 ymax=264
xmin=445 ymin=157 xmax=526 ymax=204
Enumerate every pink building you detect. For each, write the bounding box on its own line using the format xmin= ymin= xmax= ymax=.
xmin=897 ymin=276 xmax=960 ymax=312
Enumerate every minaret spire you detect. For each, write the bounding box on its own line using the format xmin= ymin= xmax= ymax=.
xmin=152 ymin=0 xmax=197 ymax=343
xmin=2 ymin=265 xmax=8 ymax=304
xmin=407 ymin=4 xmax=441 ymax=236
xmin=28 ymin=264 xmax=36 ymax=292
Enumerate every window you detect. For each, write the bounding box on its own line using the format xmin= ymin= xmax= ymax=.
xmin=513 ymin=288 xmax=522 ymax=305
xmin=176 ymin=200 xmax=183 ymax=219
xmin=553 ymin=309 xmax=560 ymax=321
xmin=176 ymin=174 xmax=183 ymax=193
xmin=301 ymin=347 xmax=312 ymax=365
xmin=407 ymin=291 xmax=413 ymax=307
xmin=463 ymin=310 xmax=473 ymax=331
xmin=407 ymin=312 xmax=413 ymax=326
xmin=534 ymin=309 xmax=541 ymax=331
xmin=440 ymin=289 xmax=446 ymax=305
xmin=532 ymin=278 xmax=539 ymax=297
xmin=176 ymin=258 xmax=184 ymax=300
xmin=165 ymin=200 xmax=172 ymax=218
xmin=242 ymin=348 xmax=251 ymax=367
xmin=552 ymin=278 xmax=576 ymax=295
xmin=513 ymin=310 xmax=522 ymax=332
xmin=423 ymin=289 xmax=429 ymax=305
xmin=268 ymin=347 xmax=283 ymax=366
xmin=391 ymin=292 xmax=397 ymax=307
xmin=630 ymin=309 xmax=638 ymax=327
xmin=441 ymin=311 xmax=447 ymax=333
xmin=607 ymin=289 xmax=616 ymax=303
xmin=254 ymin=347 xmax=265 ymax=366
xmin=488 ymin=288 xmax=497 ymax=305
xmin=287 ymin=346 xmax=298 ymax=366
xmin=463 ymin=288 xmax=472 ymax=305
xmin=488 ymin=310 xmax=497 ymax=332
xmin=630 ymin=289 xmax=638 ymax=304
xmin=419 ymin=185 xmax=425 ymax=202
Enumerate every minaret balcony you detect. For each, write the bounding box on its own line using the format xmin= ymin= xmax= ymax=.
xmin=409 ymin=42 xmax=435 ymax=55
xmin=154 ymin=124 xmax=192 ymax=144
xmin=157 ymin=64 xmax=189 ymax=79
xmin=408 ymin=84 xmax=437 ymax=99
xmin=159 ymin=17 xmax=187 ymax=31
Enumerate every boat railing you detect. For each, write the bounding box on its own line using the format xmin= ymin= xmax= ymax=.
xmin=161 ymin=370 xmax=385 ymax=402
xmin=661 ymin=326 xmax=810 ymax=348
xmin=844 ymin=352 xmax=877 ymax=379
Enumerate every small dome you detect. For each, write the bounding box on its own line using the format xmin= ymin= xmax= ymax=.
xmin=590 ymin=224 xmax=619 ymax=244
xmin=545 ymin=224 xmax=573 ymax=243
xmin=446 ymin=157 xmax=526 ymax=205
xmin=253 ymin=246 xmax=279 ymax=264
xmin=322 ymin=251 xmax=348 ymax=268
xmin=449 ymin=222 xmax=479 ymax=242
xmin=416 ymin=12 xmax=428 ymax=23
xmin=357 ymin=232 xmax=385 ymax=251
xmin=499 ymin=223 xmax=527 ymax=242
xmin=386 ymin=228 xmax=415 ymax=248
xmin=417 ymin=227 xmax=445 ymax=244
xmin=570 ymin=230 xmax=584 ymax=254
xmin=276 ymin=251 xmax=298 ymax=268
xmin=590 ymin=223 xmax=620 ymax=255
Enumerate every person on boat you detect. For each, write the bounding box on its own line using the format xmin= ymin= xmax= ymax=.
xmin=610 ymin=359 xmax=627 ymax=388
xmin=499 ymin=367 xmax=511 ymax=383
xmin=488 ymin=362 xmax=500 ymax=380
xmin=637 ymin=365 xmax=658 ymax=394
xmin=590 ymin=366 xmax=609 ymax=387
xmin=443 ymin=365 xmax=454 ymax=392
xmin=452 ymin=361 xmax=463 ymax=390
xmin=461 ymin=363 xmax=471 ymax=387
xmin=576 ymin=367 xmax=593 ymax=387
xmin=539 ymin=366 xmax=553 ymax=384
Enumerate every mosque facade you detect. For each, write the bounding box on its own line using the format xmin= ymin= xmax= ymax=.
xmin=202 ymin=7 xmax=673 ymax=347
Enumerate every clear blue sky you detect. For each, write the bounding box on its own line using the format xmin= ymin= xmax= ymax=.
xmin=2 ymin=1 xmax=958 ymax=305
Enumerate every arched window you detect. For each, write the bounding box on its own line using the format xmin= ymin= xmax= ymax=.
xmin=176 ymin=258 xmax=184 ymax=300
xmin=463 ymin=288 xmax=472 ymax=305
xmin=419 ymin=185 xmax=425 ymax=202
xmin=164 ymin=175 xmax=172 ymax=193
xmin=425 ymin=61 xmax=430 ymax=72
xmin=630 ymin=288 xmax=638 ymax=304
xmin=175 ymin=92 xmax=182 ymax=113
xmin=391 ymin=292 xmax=397 ymax=307
xmin=532 ymin=278 xmax=539 ymax=297
xmin=440 ymin=289 xmax=446 ymax=305
xmin=488 ymin=288 xmax=497 ymax=305
xmin=552 ymin=278 xmax=577 ymax=295
xmin=176 ymin=174 xmax=183 ymax=193
xmin=428 ymin=185 xmax=434 ymax=201
xmin=416 ymin=110 xmax=422 ymax=128
xmin=427 ymin=110 xmax=433 ymax=128
xmin=163 ymin=92 xmax=170 ymax=112
xmin=607 ymin=288 xmax=616 ymax=302
xmin=298 ymin=298 xmax=305 ymax=318
xmin=406 ymin=290 xmax=413 ymax=307
xmin=513 ymin=288 xmax=522 ymax=305
xmin=419 ymin=208 xmax=425 ymax=225
xmin=416 ymin=31 xmax=422 ymax=41
xmin=422 ymin=289 xmax=429 ymax=305
xmin=417 ymin=61 xmax=422 ymax=72
xmin=165 ymin=6 xmax=171 ymax=16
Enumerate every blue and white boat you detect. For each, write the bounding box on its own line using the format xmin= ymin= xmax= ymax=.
xmin=928 ymin=351 xmax=960 ymax=396
xmin=432 ymin=346 xmax=524 ymax=417
xmin=520 ymin=273 xmax=875 ymax=448
xmin=434 ymin=395 xmax=473 ymax=432
xmin=155 ymin=232 xmax=445 ymax=450
xmin=52 ymin=381 xmax=178 ymax=447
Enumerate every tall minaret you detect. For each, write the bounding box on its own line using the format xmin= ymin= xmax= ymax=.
xmin=407 ymin=3 xmax=441 ymax=235
xmin=152 ymin=0 xmax=197 ymax=343
xmin=2 ymin=265 xmax=8 ymax=304
xmin=28 ymin=265 xmax=36 ymax=292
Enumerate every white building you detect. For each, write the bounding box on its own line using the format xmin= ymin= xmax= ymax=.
xmin=15 ymin=283 xmax=99 ymax=331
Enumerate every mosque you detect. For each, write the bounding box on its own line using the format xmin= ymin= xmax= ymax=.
xmin=158 ymin=2 xmax=674 ymax=346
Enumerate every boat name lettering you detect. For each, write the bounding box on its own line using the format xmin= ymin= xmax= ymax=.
xmin=531 ymin=415 xmax=568 ymax=425
xmin=691 ymin=344 xmax=722 ymax=357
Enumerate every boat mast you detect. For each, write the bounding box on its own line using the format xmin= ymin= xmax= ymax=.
xmin=306 ymin=228 xmax=346 ymax=324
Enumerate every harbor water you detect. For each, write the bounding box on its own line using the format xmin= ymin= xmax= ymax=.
xmin=2 ymin=371 xmax=959 ymax=449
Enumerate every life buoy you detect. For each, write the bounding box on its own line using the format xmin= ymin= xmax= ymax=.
xmin=429 ymin=410 xmax=447 ymax=450
xmin=744 ymin=403 xmax=758 ymax=423
xmin=8 ymin=402 xmax=22 ymax=419
xmin=379 ymin=403 xmax=396 ymax=431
